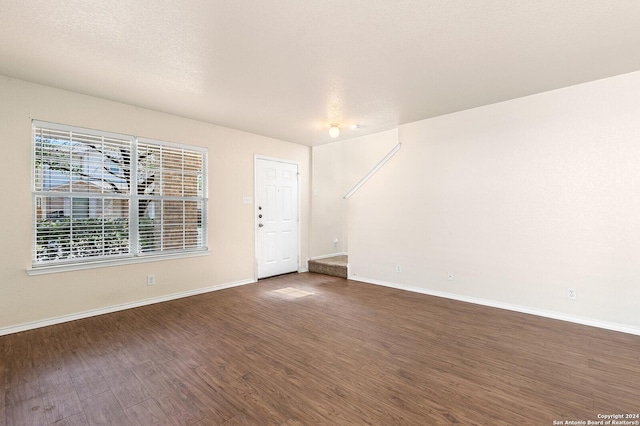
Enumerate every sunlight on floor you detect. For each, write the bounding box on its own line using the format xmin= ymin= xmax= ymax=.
xmin=272 ymin=287 xmax=314 ymax=298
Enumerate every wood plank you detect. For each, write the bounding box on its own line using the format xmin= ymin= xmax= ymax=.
xmin=131 ymin=361 xmax=206 ymax=425
xmin=97 ymin=352 xmax=151 ymax=410
xmin=47 ymin=411 xmax=89 ymax=426
xmin=4 ymin=380 xmax=47 ymax=426
xmin=40 ymin=372 xmax=83 ymax=424
xmin=71 ymin=369 xmax=110 ymax=401
xmin=81 ymin=390 xmax=132 ymax=425
xmin=124 ymin=398 xmax=174 ymax=426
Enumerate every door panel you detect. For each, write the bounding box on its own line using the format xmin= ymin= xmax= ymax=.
xmin=256 ymin=158 xmax=299 ymax=279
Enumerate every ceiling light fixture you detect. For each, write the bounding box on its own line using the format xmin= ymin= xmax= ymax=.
xmin=329 ymin=123 xmax=340 ymax=138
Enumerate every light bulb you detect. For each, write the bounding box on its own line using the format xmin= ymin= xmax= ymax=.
xmin=329 ymin=124 xmax=340 ymax=138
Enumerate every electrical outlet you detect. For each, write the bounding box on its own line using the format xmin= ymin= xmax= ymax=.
xmin=447 ymin=272 xmax=454 ymax=281
xmin=147 ymin=275 xmax=155 ymax=286
xmin=567 ymin=287 xmax=576 ymax=300
xmin=395 ymin=264 xmax=402 ymax=273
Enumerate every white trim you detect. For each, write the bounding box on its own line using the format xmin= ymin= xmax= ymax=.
xmin=27 ymin=250 xmax=210 ymax=275
xmin=351 ymin=274 xmax=640 ymax=337
xmin=309 ymin=252 xmax=348 ymax=261
xmin=343 ymin=143 xmax=401 ymax=199
xmin=0 ymin=277 xmax=255 ymax=336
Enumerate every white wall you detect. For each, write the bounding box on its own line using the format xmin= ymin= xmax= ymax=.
xmin=0 ymin=76 xmax=310 ymax=332
xmin=310 ymin=140 xmax=346 ymax=257
xmin=310 ymin=129 xmax=398 ymax=258
xmin=344 ymin=72 xmax=640 ymax=332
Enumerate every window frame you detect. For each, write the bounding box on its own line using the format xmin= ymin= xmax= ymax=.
xmin=29 ymin=120 xmax=209 ymax=275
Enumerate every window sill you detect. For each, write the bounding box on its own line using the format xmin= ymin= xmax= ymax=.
xmin=27 ymin=250 xmax=211 ymax=276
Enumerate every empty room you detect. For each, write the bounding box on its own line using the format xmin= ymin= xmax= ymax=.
xmin=1 ymin=1 xmax=640 ymax=425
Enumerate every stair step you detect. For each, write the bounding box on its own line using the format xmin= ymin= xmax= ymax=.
xmin=308 ymin=255 xmax=348 ymax=278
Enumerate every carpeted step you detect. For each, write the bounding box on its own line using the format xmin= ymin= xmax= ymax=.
xmin=308 ymin=255 xmax=348 ymax=278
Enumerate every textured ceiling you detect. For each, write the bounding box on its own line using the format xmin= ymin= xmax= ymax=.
xmin=2 ymin=1 xmax=640 ymax=145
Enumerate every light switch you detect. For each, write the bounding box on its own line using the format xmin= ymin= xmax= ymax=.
xmin=242 ymin=196 xmax=253 ymax=205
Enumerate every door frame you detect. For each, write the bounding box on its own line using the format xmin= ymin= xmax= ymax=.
xmin=254 ymin=155 xmax=301 ymax=280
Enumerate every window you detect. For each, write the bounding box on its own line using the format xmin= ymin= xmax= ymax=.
xmin=32 ymin=121 xmax=207 ymax=270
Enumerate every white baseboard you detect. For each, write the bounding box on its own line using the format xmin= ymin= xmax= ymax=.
xmin=0 ymin=278 xmax=256 ymax=336
xmin=9 ymin=273 xmax=637 ymax=338
xmin=351 ymin=275 xmax=640 ymax=337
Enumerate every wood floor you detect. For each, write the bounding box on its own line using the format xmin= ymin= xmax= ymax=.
xmin=2 ymin=273 xmax=640 ymax=425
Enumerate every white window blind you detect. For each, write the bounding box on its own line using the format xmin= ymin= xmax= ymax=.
xmin=32 ymin=121 xmax=207 ymax=269
xmin=136 ymin=138 xmax=206 ymax=255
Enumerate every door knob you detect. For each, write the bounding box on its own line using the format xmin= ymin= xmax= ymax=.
xmin=258 ymin=223 xmax=264 ymax=227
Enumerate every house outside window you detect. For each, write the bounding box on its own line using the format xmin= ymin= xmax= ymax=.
xmin=32 ymin=121 xmax=208 ymax=270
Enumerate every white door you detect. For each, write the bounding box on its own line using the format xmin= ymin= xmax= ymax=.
xmin=255 ymin=158 xmax=299 ymax=279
